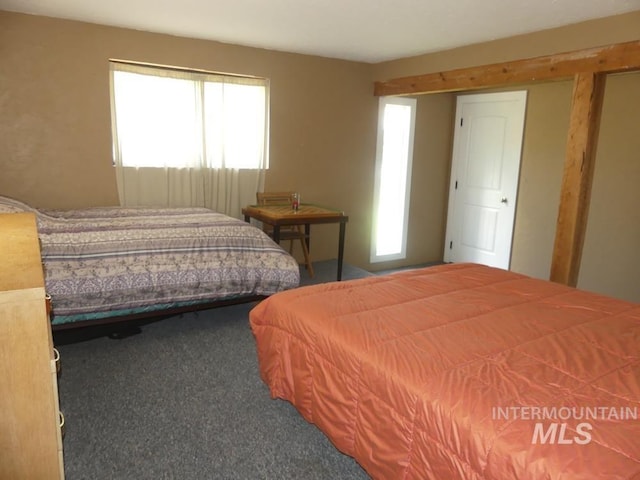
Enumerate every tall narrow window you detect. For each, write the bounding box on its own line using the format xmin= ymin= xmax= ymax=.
xmin=370 ymin=96 xmax=416 ymax=262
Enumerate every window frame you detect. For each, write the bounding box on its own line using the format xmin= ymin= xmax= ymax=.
xmin=109 ymin=60 xmax=270 ymax=170
xmin=370 ymin=96 xmax=417 ymax=263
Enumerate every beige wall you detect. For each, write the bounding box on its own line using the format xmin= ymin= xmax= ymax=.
xmin=0 ymin=10 xmax=377 ymax=268
xmin=1 ymin=10 xmax=638 ymax=300
xmin=578 ymin=72 xmax=640 ymax=302
xmin=510 ymin=81 xmax=571 ymax=280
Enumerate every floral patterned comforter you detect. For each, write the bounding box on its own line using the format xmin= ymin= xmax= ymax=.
xmin=1 ymin=197 xmax=300 ymax=325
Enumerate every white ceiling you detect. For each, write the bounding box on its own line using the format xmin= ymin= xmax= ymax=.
xmin=2 ymin=0 xmax=639 ymax=63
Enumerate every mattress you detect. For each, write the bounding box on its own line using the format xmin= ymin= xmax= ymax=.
xmin=249 ymin=263 xmax=640 ymax=479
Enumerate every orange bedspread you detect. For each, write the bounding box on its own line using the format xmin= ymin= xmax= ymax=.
xmin=249 ymin=263 xmax=640 ymax=479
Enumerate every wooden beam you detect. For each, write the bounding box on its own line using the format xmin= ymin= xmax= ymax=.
xmin=374 ymin=41 xmax=640 ymax=96
xmin=549 ymin=73 xmax=606 ymax=286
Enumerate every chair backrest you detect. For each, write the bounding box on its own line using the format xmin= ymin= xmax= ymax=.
xmin=256 ymin=191 xmax=294 ymax=206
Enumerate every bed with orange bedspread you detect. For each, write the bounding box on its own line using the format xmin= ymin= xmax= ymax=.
xmin=249 ymin=263 xmax=640 ymax=479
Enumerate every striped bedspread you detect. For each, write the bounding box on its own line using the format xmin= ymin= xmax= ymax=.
xmin=28 ymin=205 xmax=300 ymax=325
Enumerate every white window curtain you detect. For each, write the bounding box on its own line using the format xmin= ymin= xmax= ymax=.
xmin=109 ymin=61 xmax=269 ymax=218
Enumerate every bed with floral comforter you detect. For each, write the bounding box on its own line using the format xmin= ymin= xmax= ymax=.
xmin=1 ymin=196 xmax=300 ymax=327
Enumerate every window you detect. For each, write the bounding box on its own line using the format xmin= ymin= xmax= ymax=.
xmin=370 ymin=96 xmax=416 ymax=262
xmin=110 ymin=61 xmax=269 ymax=170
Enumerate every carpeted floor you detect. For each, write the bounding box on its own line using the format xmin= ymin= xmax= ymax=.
xmin=55 ymin=260 xmax=373 ymax=479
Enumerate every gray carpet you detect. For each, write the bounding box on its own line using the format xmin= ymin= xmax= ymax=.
xmin=56 ymin=260 xmax=373 ymax=479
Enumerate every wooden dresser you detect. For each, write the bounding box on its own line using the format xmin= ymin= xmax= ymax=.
xmin=0 ymin=213 xmax=65 ymax=479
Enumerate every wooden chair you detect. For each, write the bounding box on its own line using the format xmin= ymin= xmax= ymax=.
xmin=256 ymin=191 xmax=314 ymax=277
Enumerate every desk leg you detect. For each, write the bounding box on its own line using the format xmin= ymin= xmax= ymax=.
xmin=337 ymin=221 xmax=346 ymax=281
xmin=272 ymin=225 xmax=281 ymax=244
xmin=244 ymin=214 xmax=249 ymax=222
xmin=305 ymin=224 xmax=311 ymax=250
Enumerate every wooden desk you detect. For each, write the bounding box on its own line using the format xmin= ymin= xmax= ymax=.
xmin=242 ymin=204 xmax=348 ymax=280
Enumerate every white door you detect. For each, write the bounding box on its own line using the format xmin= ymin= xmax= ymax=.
xmin=443 ymin=91 xmax=527 ymax=269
